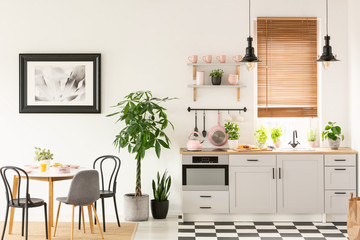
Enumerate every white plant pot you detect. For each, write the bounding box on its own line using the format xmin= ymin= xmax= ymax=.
xmin=308 ymin=141 xmax=316 ymax=148
xmin=228 ymin=139 xmax=239 ymax=149
xmin=124 ymin=194 xmax=149 ymax=221
xmin=328 ymin=138 xmax=341 ymax=150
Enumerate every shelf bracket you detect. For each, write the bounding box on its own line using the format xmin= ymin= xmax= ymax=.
xmin=237 ymin=88 xmax=240 ymax=102
xmin=193 ymin=88 xmax=197 ymax=102
xmin=192 ymin=66 xmax=196 ymax=80
xmin=236 ymin=65 xmax=240 ymax=76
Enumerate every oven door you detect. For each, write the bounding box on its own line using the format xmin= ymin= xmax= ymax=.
xmin=182 ymin=165 xmax=229 ymax=191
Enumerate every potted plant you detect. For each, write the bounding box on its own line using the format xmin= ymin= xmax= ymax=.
xmin=322 ymin=121 xmax=344 ymax=150
xmin=209 ymin=69 xmax=224 ymax=85
xmin=307 ymin=129 xmax=317 ymax=148
xmin=224 ymin=122 xmax=240 ymax=149
xmin=255 ymin=125 xmax=268 ymax=148
xmin=151 ymin=170 xmax=171 ymax=219
xmin=107 ymin=91 xmax=175 ymax=221
xmin=270 ymin=127 xmax=283 ymax=149
xmin=34 ymin=147 xmax=53 ymax=171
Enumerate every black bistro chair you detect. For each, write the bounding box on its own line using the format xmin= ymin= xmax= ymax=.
xmin=79 ymin=155 xmax=121 ymax=232
xmin=0 ymin=166 xmax=48 ymax=240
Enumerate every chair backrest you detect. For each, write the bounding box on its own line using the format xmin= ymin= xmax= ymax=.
xmin=66 ymin=170 xmax=100 ymax=206
xmin=93 ymin=155 xmax=121 ymax=193
xmin=0 ymin=166 xmax=30 ymax=206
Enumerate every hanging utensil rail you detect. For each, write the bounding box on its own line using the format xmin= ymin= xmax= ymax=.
xmin=187 ymin=107 xmax=247 ymax=112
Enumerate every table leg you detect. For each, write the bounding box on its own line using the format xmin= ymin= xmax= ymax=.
xmin=48 ymin=178 xmax=53 ymax=240
xmin=9 ymin=175 xmax=19 ymax=234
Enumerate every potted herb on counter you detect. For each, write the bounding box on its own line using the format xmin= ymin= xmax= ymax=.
xmin=210 ymin=69 xmax=224 ymax=85
xmin=322 ymin=121 xmax=344 ymax=150
xmin=151 ymin=170 xmax=171 ymax=219
xmin=34 ymin=147 xmax=54 ymax=171
xmin=307 ymin=129 xmax=317 ymax=148
xmin=107 ymin=91 xmax=175 ymax=221
xmin=224 ymin=122 xmax=240 ymax=149
xmin=270 ymin=127 xmax=283 ymax=149
xmin=255 ymin=125 xmax=268 ymax=148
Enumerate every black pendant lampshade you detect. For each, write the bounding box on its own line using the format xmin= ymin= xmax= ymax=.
xmin=240 ymin=0 xmax=261 ymax=63
xmin=316 ymin=0 xmax=340 ymax=62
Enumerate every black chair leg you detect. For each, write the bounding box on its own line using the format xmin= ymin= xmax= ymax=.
xmin=113 ymin=196 xmax=121 ymax=227
xmin=1 ymin=206 xmax=9 ymax=240
xmin=25 ymin=207 xmax=29 ymax=240
xmin=101 ymin=198 xmax=106 ymax=232
xmin=78 ymin=206 xmax=81 ymax=230
xmin=22 ymin=207 xmax=25 ymax=236
xmin=44 ymin=203 xmax=48 ymax=239
xmin=94 ymin=201 xmax=97 ymax=225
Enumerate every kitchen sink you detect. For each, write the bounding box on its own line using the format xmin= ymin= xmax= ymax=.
xmin=275 ymin=147 xmax=316 ymax=152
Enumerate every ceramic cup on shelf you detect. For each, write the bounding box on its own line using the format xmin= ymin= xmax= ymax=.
xmin=188 ymin=55 xmax=198 ymax=63
xmin=227 ymin=74 xmax=239 ymax=85
xmin=196 ymin=71 xmax=205 ymax=85
xmin=232 ymin=55 xmax=243 ymax=62
xmin=216 ymin=55 xmax=226 ymax=63
xmin=202 ymin=55 xmax=212 ymax=63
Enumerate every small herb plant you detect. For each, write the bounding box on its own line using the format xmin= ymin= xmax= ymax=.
xmin=270 ymin=127 xmax=283 ymax=143
xmin=322 ymin=121 xmax=344 ymax=141
xmin=34 ymin=147 xmax=54 ymax=161
xmin=307 ymin=129 xmax=317 ymax=142
xmin=152 ymin=170 xmax=171 ymax=201
xmin=255 ymin=125 xmax=268 ymax=147
xmin=224 ymin=122 xmax=240 ymax=140
xmin=209 ymin=69 xmax=224 ymax=78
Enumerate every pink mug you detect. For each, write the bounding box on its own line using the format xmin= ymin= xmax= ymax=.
xmin=232 ymin=55 xmax=243 ymax=62
xmin=202 ymin=55 xmax=212 ymax=63
xmin=188 ymin=55 xmax=198 ymax=63
xmin=228 ymin=74 xmax=239 ymax=85
xmin=217 ymin=55 xmax=226 ymax=63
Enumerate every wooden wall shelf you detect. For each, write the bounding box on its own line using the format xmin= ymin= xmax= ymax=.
xmin=187 ymin=85 xmax=246 ymax=102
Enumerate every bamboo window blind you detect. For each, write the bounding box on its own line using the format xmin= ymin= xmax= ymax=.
xmin=257 ymin=17 xmax=318 ymax=118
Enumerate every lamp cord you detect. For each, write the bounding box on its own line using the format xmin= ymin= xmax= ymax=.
xmin=249 ymin=0 xmax=251 ymax=37
xmin=326 ymin=0 xmax=328 ymax=35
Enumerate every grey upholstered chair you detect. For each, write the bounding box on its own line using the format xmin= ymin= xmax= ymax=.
xmin=53 ymin=170 xmax=103 ymax=240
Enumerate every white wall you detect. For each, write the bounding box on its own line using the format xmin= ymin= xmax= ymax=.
xmin=0 ymin=0 xmax=350 ymax=220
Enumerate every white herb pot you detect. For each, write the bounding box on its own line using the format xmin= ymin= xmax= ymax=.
xmin=328 ymin=138 xmax=341 ymax=150
xmin=274 ymin=141 xmax=281 ymax=149
xmin=228 ymin=139 xmax=239 ymax=149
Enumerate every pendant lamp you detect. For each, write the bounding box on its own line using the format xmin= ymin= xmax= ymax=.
xmin=316 ymin=0 xmax=339 ymax=67
xmin=240 ymin=0 xmax=261 ymax=69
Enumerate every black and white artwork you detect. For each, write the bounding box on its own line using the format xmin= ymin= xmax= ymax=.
xmin=20 ymin=54 xmax=100 ymax=113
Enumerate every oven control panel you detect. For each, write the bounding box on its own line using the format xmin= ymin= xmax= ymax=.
xmin=192 ymin=156 xmax=218 ymax=163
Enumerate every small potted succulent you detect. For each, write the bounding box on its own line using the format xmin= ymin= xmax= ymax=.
xmin=209 ymin=69 xmax=224 ymax=85
xmin=224 ymin=122 xmax=240 ymax=149
xmin=34 ymin=147 xmax=54 ymax=171
xmin=322 ymin=121 xmax=344 ymax=150
xmin=307 ymin=129 xmax=317 ymax=148
xmin=270 ymin=127 xmax=283 ymax=149
xmin=151 ymin=170 xmax=171 ymax=219
xmin=255 ymin=125 xmax=268 ymax=148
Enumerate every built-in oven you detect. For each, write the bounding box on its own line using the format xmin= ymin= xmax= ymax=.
xmin=182 ymin=155 xmax=229 ymax=191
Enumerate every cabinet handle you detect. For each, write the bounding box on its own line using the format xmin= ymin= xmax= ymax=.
xmin=200 ymin=207 xmax=211 ymax=209
xmin=279 ymin=168 xmax=281 ymax=179
xmin=200 ymin=195 xmax=212 ymax=198
xmin=334 ymin=168 xmax=346 ymax=171
xmin=272 ymin=168 xmax=275 ymax=179
xmin=335 ymin=192 xmax=346 ymax=194
xmin=247 ymin=159 xmax=259 ymax=161
xmin=334 ymin=159 xmax=346 ymax=161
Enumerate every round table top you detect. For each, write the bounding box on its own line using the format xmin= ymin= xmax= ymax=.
xmin=26 ymin=167 xmax=87 ymax=178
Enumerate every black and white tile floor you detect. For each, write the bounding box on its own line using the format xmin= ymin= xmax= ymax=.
xmin=178 ymin=220 xmax=348 ymax=240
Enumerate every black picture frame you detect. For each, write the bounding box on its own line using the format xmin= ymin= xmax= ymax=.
xmin=19 ymin=53 xmax=101 ymax=113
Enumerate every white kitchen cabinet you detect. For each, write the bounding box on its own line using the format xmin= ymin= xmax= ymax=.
xmin=277 ymin=155 xmax=324 ymax=213
xmin=182 ymin=191 xmax=229 ymax=213
xmin=325 ymin=167 xmax=356 ymax=189
xmin=325 ymin=191 xmax=352 ymax=214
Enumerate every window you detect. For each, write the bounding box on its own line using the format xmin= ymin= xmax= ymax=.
xmin=256 ymin=17 xmax=318 ymax=118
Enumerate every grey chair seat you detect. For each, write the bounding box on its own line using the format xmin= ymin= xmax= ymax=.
xmin=11 ymin=198 xmax=45 ymax=208
xmin=56 ymin=197 xmax=68 ymax=204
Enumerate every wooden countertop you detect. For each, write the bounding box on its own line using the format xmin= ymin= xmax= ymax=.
xmin=180 ymin=147 xmax=358 ymax=155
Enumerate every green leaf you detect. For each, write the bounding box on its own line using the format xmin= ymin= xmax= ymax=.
xmin=332 ymin=126 xmax=341 ymax=135
xmin=325 ymin=125 xmax=331 ymax=130
xmin=155 ymin=141 xmax=161 ymax=158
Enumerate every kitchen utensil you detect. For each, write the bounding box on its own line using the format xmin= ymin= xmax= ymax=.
xmin=202 ymin=111 xmax=207 ymax=137
xmin=188 ymin=55 xmax=198 ymax=63
xmin=228 ymin=74 xmax=239 ymax=85
xmin=208 ymin=112 xmax=228 ymax=146
xmin=186 ymin=131 xmax=204 ymax=151
xmin=202 ymin=55 xmax=212 ymax=63
xmin=194 ymin=111 xmax=198 ymax=134
xmin=196 ymin=71 xmax=205 ymax=85
xmin=232 ymin=55 xmax=243 ymax=62
xmin=216 ymin=55 xmax=226 ymax=63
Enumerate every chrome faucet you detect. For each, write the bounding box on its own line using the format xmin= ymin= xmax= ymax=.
xmin=288 ymin=130 xmax=300 ymax=148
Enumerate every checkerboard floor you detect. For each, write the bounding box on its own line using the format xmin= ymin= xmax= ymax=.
xmin=178 ymin=219 xmax=348 ymax=240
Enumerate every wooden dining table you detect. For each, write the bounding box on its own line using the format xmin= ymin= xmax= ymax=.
xmin=9 ymin=167 xmax=85 ymax=240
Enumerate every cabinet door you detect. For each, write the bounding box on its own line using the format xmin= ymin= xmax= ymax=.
xmin=277 ymin=155 xmax=324 ymax=213
xmin=230 ymin=166 xmax=276 ymax=213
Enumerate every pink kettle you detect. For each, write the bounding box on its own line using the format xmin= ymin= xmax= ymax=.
xmin=187 ymin=131 xmax=204 ymax=151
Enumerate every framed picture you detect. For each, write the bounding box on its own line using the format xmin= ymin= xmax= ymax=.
xmin=19 ymin=53 xmax=101 ymax=113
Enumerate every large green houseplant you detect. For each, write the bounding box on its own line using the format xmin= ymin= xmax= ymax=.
xmin=107 ymin=91 xmax=175 ymax=221
xmin=322 ymin=121 xmax=344 ymax=150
